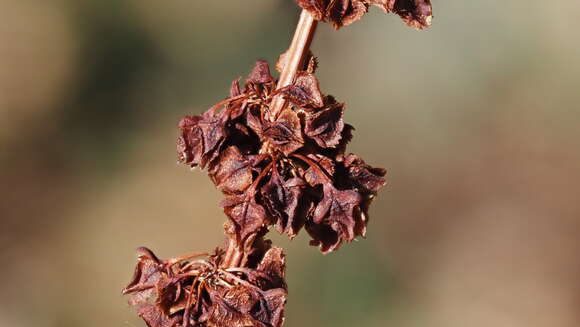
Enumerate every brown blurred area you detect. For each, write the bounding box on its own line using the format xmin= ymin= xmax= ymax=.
xmin=1 ymin=1 xmax=580 ymax=326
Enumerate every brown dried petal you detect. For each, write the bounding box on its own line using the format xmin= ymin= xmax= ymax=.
xmin=263 ymin=109 xmax=304 ymax=155
xmin=124 ymin=249 xmax=185 ymax=327
xmin=280 ymin=72 xmax=324 ymax=108
xmin=305 ymin=221 xmax=341 ymax=253
xmin=177 ymin=116 xmax=203 ymax=165
xmin=206 ymin=285 xmax=285 ymax=327
xmin=221 ymin=194 xmax=268 ymax=244
xmin=341 ymin=153 xmax=386 ymax=193
xmin=198 ymin=114 xmax=228 ymax=159
xmin=124 ymin=249 xmax=159 ymax=291
xmin=177 ymin=111 xmax=228 ymax=168
xmin=312 ymin=184 xmax=363 ymax=246
xmin=123 ymin=248 xmax=164 ymax=306
xmin=206 ymin=287 xmax=255 ymax=327
xmin=210 ymin=146 xmax=254 ymax=194
xmin=247 ymin=60 xmax=273 ymax=84
xmin=261 ymin=170 xmax=308 ymax=238
xmin=304 ymin=101 xmax=344 ymax=148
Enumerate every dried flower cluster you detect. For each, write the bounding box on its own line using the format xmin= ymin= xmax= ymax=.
xmin=125 ymin=2 xmax=432 ymax=327
xmin=177 ymin=60 xmax=385 ymax=253
xmin=295 ymin=0 xmax=433 ymax=29
xmin=123 ymin=243 xmax=286 ymax=327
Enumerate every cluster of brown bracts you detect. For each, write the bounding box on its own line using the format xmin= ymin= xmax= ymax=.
xmin=178 ymin=60 xmax=386 ymax=253
xmin=123 ymin=244 xmax=287 ymax=327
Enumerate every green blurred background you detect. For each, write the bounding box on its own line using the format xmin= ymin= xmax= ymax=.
xmin=1 ymin=1 xmax=580 ymax=326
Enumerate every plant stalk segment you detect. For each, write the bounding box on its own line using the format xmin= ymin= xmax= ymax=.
xmin=224 ymin=10 xmax=318 ymax=268
xmin=268 ymin=9 xmax=318 ymax=121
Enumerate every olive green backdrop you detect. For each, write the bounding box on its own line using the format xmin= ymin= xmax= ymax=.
xmin=1 ymin=1 xmax=580 ymax=326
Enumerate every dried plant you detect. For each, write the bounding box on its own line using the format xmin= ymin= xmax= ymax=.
xmin=123 ymin=2 xmax=432 ymax=327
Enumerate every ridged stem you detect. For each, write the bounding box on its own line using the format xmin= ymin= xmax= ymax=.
xmin=268 ymin=9 xmax=318 ymax=121
xmin=223 ymin=9 xmax=318 ymax=269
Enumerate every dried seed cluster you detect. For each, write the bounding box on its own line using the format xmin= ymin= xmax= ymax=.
xmin=178 ymin=60 xmax=386 ymax=253
xmin=123 ymin=243 xmax=286 ymax=327
xmin=295 ymin=0 xmax=433 ymax=29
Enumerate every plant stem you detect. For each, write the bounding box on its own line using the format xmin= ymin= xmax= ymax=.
xmin=222 ymin=237 xmax=247 ymax=268
xmin=222 ymin=237 xmax=236 ymax=267
xmin=268 ymin=9 xmax=318 ymax=121
xmin=223 ymin=9 xmax=318 ymax=269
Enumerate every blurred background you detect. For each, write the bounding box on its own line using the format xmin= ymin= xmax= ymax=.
xmin=1 ymin=1 xmax=580 ymax=326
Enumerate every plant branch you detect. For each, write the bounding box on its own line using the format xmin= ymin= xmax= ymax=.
xmin=223 ymin=10 xmax=318 ymax=269
xmin=222 ymin=236 xmax=238 ymax=268
xmin=268 ymin=9 xmax=318 ymax=121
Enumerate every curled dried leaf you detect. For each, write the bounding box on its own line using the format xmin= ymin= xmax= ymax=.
xmin=340 ymin=153 xmax=386 ymax=193
xmin=206 ymin=286 xmax=262 ymax=327
xmin=263 ymin=109 xmax=304 ymax=155
xmin=204 ymin=285 xmax=287 ymax=327
xmin=279 ymin=73 xmax=324 ymax=108
xmin=123 ymin=248 xmax=165 ymax=305
xmin=178 ymin=110 xmax=228 ymax=168
xmin=221 ymin=193 xmax=269 ymax=244
xmin=304 ymin=221 xmax=340 ymax=253
xmin=261 ymin=168 xmax=309 ymax=238
xmin=210 ymin=146 xmax=255 ymax=194
xmin=304 ymin=101 xmax=345 ymax=148
xmin=313 ymin=184 xmax=363 ymax=241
